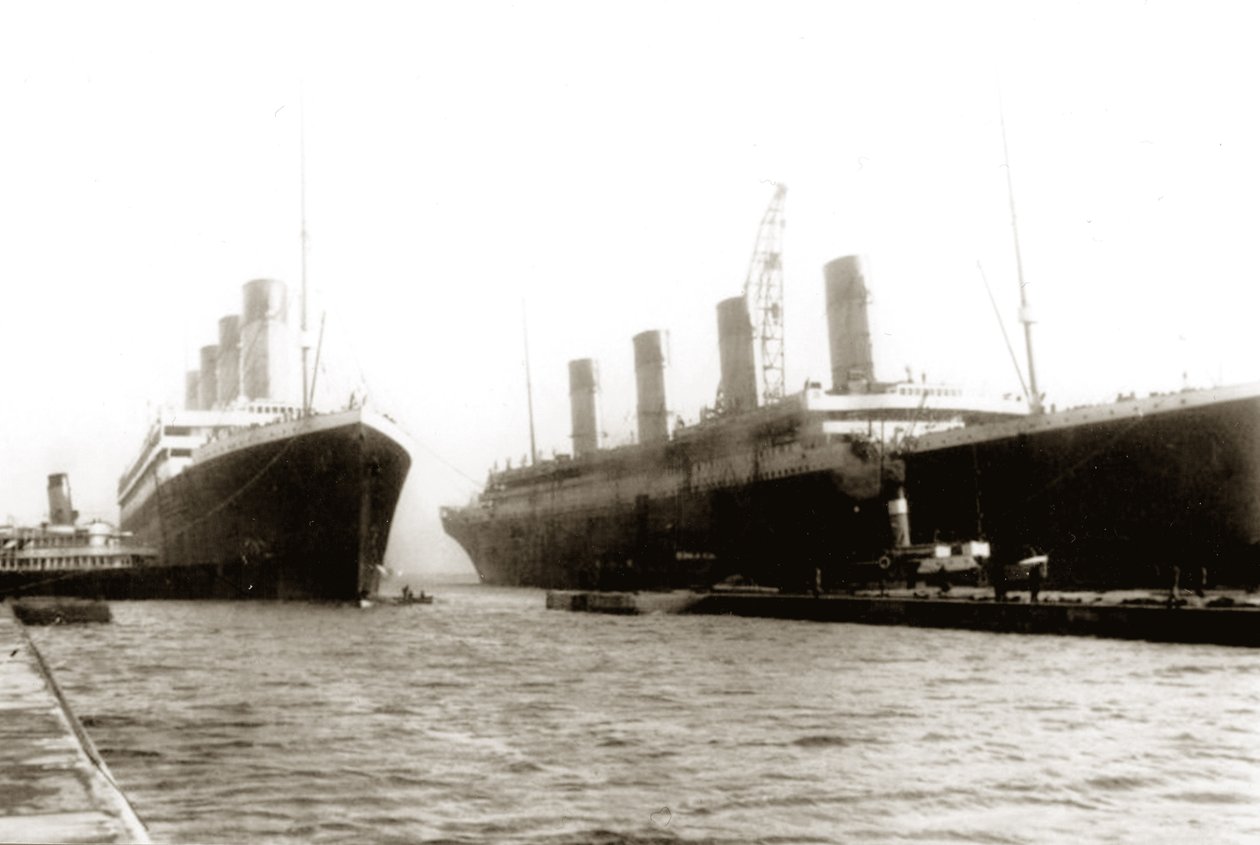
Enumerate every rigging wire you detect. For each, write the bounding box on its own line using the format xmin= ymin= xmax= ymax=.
xmin=160 ymin=435 xmax=300 ymax=543
xmin=1019 ymin=414 xmax=1150 ymax=507
xmin=976 ymin=260 xmax=1032 ymax=405
xmin=407 ymin=436 xmax=485 ymax=490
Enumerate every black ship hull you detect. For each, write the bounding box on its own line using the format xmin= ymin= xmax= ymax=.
xmin=443 ymin=434 xmax=897 ymax=592
xmin=447 ymin=385 xmax=1260 ymax=592
xmin=102 ymin=411 xmax=410 ymax=601
xmin=904 ymin=386 xmax=1260 ymax=588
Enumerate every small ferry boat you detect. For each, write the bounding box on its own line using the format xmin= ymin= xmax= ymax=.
xmin=0 ymin=474 xmax=156 ymax=597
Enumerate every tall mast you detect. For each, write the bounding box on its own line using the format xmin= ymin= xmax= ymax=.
xmin=522 ymin=301 xmax=537 ymax=466
xmin=999 ymin=92 xmax=1043 ymax=414
xmin=299 ymin=88 xmax=311 ymax=415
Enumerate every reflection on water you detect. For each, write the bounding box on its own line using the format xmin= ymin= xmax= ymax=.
xmin=37 ymin=585 xmax=1260 ymax=844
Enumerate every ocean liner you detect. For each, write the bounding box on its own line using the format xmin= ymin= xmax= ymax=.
xmin=114 ymin=277 xmax=411 ymax=600
xmin=896 ymin=102 xmax=1260 ymax=588
xmin=902 ymin=383 xmax=1260 ymax=588
xmin=441 ymin=256 xmax=1027 ymax=590
xmin=444 ymin=242 xmax=1260 ymax=590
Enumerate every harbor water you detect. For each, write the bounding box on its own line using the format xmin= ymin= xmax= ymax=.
xmin=33 ymin=584 xmax=1260 ymax=844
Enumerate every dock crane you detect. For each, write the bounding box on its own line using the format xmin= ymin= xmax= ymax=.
xmin=743 ymin=183 xmax=787 ymax=406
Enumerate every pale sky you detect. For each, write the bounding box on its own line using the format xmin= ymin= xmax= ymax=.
xmin=2 ymin=2 xmax=1258 ymax=575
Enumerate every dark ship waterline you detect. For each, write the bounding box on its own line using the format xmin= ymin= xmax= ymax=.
xmin=443 ymin=253 xmax=1260 ymax=591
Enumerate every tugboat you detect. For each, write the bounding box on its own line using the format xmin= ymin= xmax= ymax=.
xmin=389 ymin=585 xmax=434 ymax=605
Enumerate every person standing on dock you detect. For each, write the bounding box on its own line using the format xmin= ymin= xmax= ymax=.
xmin=935 ymin=564 xmax=951 ymax=594
xmin=1028 ymin=563 xmax=1041 ymax=603
xmin=989 ymin=557 xmax=1006 ymax=602
xmin=1168 ymin=564 xmax=1182 ymax=607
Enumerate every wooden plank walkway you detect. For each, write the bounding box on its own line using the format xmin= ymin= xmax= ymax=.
xmin=0 ymin=603 xmax=150 ymax=844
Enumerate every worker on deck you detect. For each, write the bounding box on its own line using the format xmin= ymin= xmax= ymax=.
xmin=989 ymin=557 xmax=1006 ymax=602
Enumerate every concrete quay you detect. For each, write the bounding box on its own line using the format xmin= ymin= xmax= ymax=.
xmin=546 ymin=588 xmax=1260 ymax=647
xmin=0 ymin=603 xmax=149 ymax=844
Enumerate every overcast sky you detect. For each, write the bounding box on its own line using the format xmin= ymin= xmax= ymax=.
xmin=3 ymin=2 xmax=1258 ymax=575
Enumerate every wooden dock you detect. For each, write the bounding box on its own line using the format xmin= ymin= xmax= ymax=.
xmin=0 ymin=603 xmax=149 ymax=844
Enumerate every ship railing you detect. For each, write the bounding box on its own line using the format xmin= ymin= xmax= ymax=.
xmin=117 ymin=423 xmax=165 ymax=495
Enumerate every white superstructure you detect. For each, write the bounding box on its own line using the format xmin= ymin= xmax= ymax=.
xmin=116 ymin=402 xmax=296 ymax=525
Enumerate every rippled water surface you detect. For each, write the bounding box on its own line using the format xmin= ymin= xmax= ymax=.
xmin=34 ymin=585 xmax=1260 ymax=843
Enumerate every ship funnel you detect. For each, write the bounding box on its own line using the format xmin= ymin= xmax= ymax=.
xmin=824 ymin=255 xmax=875 ymax=393
xmin=568 ymin=358 xmax=600 ymax=458
xmin=716 ymin=297 xmax=757 ymax=414
xmin=888 ymin=488 xmax=911 ymax=548
xmin=632 ymin=330 xmax=669 ymax=445
xmin=240 ymin=278 xmax=291 ymax=402
xmin=198 ymin=345 xmax=219 ymax=410
xmin=217 ymin=315 xmax=241 ymax=406
xmin=47 ymin=473 xmax=77 ymax=526
xmin=184 ymin=370 xmax=201 ymax=410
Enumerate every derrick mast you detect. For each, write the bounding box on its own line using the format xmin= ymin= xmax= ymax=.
xmin=743 ymin=183 xmax=787 ymax=406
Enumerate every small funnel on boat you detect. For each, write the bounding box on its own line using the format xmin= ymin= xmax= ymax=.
xmin=47 ymin=473 xmax=77 ymax=526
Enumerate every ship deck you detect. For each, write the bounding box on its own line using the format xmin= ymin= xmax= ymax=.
xmin=911 ymin=381 xmax=1260 ymax=452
